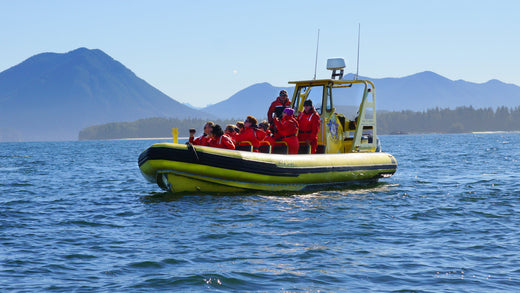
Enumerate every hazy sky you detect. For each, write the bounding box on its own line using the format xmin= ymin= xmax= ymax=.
xmin=1 ymin=0 xmax=519 ymax=107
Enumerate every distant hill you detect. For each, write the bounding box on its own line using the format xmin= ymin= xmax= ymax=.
xmin=356 ymin=72 xmax=520 ymax=111
xmin=202 ymin=82 xmax=294 ymax=121
xmin=182 ymin=102 xmax=204 ymax=110
xmin=0 ymin=48 xmax=212 ymax=142
xmin=203 ymin=72 xmax=520 ymax=119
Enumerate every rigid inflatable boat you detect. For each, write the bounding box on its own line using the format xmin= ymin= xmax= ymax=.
xmin=138 ymin=58 xmax=397 ymax=193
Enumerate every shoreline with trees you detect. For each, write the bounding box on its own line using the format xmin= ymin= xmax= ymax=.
xmin=78 ymin=106 xmax=520 ymax=140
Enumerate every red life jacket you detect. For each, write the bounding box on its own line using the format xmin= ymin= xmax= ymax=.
xmin=235 ymin=126 xmax=261 ymax=151
xmin=275 ymin=115 xmax=299 ymax=138
xmin=226 ymin=131 xmax=238 ymax=143
xmin=190 ymin=134 xmax=211 ymax=146
xmin=297 ymin=108 xmax=321 ymax=141
xmin=274 ymin=115 xmax=299 ymax=154
xmin=208 ymin=134 xmax=235 ymax=150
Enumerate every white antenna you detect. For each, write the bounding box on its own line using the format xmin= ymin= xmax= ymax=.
xmin=313 ymin=29 xmax=320 ymax=80
xmin=356 ymin=23 xmax=361 ymax=80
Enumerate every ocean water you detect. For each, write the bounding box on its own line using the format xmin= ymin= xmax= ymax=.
xmin=1 ymin=133 xmax=519 ymax=292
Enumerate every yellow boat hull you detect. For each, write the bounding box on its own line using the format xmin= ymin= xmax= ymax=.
xmin=138 ymin=143 xmax=397 ymax=193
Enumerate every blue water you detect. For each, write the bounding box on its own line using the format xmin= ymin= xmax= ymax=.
xmin=1 ymin=133 xmax=520 ymax=292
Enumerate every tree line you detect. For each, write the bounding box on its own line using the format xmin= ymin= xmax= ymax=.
xmin=78 ymin=117 xmax=238 ymax=140
xmin=378 ymin=106 xmax=520 ymax=134
xmin=78 ymin=106 xmax=520 ymax=140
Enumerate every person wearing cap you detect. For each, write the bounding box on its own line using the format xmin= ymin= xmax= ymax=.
xmin=267 ymin=90 xmax=291 ymax=125
xmin=274 ymin=108 xmax=299 ymax=154
xmin=235 ymin=115 xmax=261 ymax=152
xmin=208 ymin=124 xmax=235 ymax=150
xmin=189 ymin=121 xmax=214 ymax=146
xmin=297 ymin=99 xmax=321 ymax=154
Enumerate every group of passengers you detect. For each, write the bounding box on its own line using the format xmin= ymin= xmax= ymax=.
xmin=188 ymin=90 xmax=321 ymax=154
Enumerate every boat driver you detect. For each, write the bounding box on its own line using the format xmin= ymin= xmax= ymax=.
xmin=297 ymin=99 xmax=321 ymax=154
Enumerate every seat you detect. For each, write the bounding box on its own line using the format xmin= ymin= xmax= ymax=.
xmin=235 ymin=145 xmax=253 ymax=152
xmin=236 ymin=141 xmax=253 ymax=152
xmin=298 ymin=142 xmax=311 ymax=154
xmin=271 ymin=141 xmax=288 ymax=154
xmin=259 ymin=141 xmax=271 ymax=153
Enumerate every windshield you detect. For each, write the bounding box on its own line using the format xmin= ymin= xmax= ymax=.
xmin=294 ymin=85 xmax=325 ymax=115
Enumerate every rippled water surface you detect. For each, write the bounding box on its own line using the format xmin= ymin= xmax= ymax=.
xmin=1 ymin=133 xmax=520 ymax=292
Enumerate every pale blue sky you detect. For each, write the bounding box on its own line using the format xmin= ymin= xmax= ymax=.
xmin=1 ymin=0 xmax=519 ymax=107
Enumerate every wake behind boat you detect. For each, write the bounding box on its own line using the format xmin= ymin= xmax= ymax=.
xmin=138 ymin=58 xmax=397 ymax=193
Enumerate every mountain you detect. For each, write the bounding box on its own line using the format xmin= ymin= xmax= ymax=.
xmin=202 ymin=82 xmax=294 ymax=121
xmin=203 ymin=72 xmax=520 ymax=119
xmin=0 ymin=48 xmax=211 ymax=142
xmin=2 ymin=47 xmax=519 ymax=141
xmin=346 ymin=72 xmax=520 ymax=111
xmin=182 ymin=102 xmax=204 ymax=110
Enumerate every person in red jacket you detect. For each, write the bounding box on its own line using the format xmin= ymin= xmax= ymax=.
xmin=235 ymin=121 xmax=245 ymax=133
xmin=267 ymin=90 xmax=291 ymax=125
xmin=225 ymin=124 xmax=238 ymax=143
xmin=189 ymin=121 xmax=214 ymax=146
xmin=257 ymin=120 xmax=271 ymax=141
xmin=208 ymin=125 xmax=235 ymax=150
xmin=297 ymin=99 xmax=321 ymax=154
xmin=274 ymin=108 xmax=299 ymax=154
xmin=235 ymin=116 xmax=261 ymax=152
